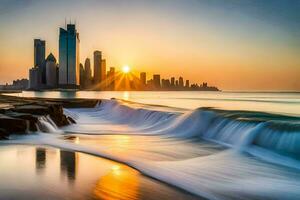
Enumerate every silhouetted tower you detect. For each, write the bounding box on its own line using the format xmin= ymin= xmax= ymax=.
xmin=140 ymin=72 xmax=146 ymax=85
xmin=93 ymin=51 xmax=102 ymax=86
xmin=171 ymin=77 xmax=175 ymax=87
xmin=153 ymin=74 xmax=161 ymax=89
xmin=45 ymin=53 xmax=58 ymax=88
xmin=179 ymin=77 xmax=184 ymax=88
xmin=84 ymin=58 xmax=92 ymax=87
xmin=34 ymin=39 xmax=45 ymax=67
xmin=185 ymin=80 xmax=190 ymax=88
xmin=34 ymin=39 xmax=46 ymax=84
xmin=109 ymin=67 xmax=115 ymax=90
xmin=101 ymin=59 xmax=106 ymax=89
xmin=59 ymin=24 xmax=80 ymax=88
xmin=79 ymin=63 xmax=85 ymax=87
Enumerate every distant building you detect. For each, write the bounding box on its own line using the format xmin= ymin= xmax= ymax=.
xmin=12 ymin=79 xmax=29 ymax=89
xmin=171 ymin=77 xmax=175 ymax=87
xmin=93 ymin=51 xmax=102 ymax=86
xmin=45 ymin=53 xmax=58 ymax=88
xmin=101 ymin=59 xmax=106 ymax=89
xmin=147 ymin=79 xmax=154 ymax=90
xmin=0 ymin=79 xmax=29 ymax=90
xmin=79 ymin=63 xmax=85 ymax=88
xmin=107 ymin=67 xmax=115 ymax=90
xmin=153 ymin=74 xmax=161 ymax=89
xmin=185 ymin=80 xmax=190 ymax=88
xmin=34 ymin=39 xmax=45 ymax=67
xmin=162 ymin=79 xmax=171 ymax=89
xmin=59 ymin=24 xmax=80 ymax=88
xmin=29 ymin=67 xmax=41 ymax=89
xmin=140 ymin=72 xmax=146 ymax=86
xmin=179 ymin=77 xmax=184 ymax=88
xmin=84 ymin=58 xmax=92 ymax=88
xmin=101 ymin=59 xmax=106 ymax=82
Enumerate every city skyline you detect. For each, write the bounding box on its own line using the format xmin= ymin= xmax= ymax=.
xmin=0 ymin=0 xmax=300 ymax=90
xmin=25 ymin=22 xmax=218 ymax=91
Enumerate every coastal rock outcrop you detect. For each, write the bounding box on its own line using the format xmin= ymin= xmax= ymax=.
xmin=11 ymin=103 xmax=70 ymax=127
xmin=0 ymin=114 xmax=28 ymax=134
xmin=0 ymin=103 xmax=75 ymax=139
xmin=0 ymin=94 xmax=100 ymax=139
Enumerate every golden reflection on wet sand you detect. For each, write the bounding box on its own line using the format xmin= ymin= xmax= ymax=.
xmin=93 ymin=164 xmax=139 ymax=200
xmin=0 ymin=145 xmax=199 ymax=200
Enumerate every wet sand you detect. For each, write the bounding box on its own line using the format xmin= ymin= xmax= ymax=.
xmin=0 ymin=145 xmax=202 ymax=200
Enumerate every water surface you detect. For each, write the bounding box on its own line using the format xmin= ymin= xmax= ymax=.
xmin=0 ymin=145 xmax=199 ymax=200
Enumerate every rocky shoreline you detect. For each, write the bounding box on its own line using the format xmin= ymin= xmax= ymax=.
xmin=0 ymin=94 xmax=99 ymax=139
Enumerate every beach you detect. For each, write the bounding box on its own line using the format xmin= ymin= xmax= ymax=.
xmin=0 ymin=91 xmax=300 ymax=200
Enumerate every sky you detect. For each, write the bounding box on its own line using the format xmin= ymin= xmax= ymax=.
xmin=0 ymin=0 xmax=299 ymax=90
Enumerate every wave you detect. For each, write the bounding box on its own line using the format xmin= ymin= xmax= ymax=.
xmin=60 ymin=99 xmax=300 ymax=162
xmin=5 ymin=98 xmax=300 ymax=199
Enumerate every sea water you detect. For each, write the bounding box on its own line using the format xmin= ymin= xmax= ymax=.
xmin=2 ymin=91 xmax=300 ymax=200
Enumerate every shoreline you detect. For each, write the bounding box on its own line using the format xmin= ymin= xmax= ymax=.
xmin=0 ymin=142 xmax=204 ymax=200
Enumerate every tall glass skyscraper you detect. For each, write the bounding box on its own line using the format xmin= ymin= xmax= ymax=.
xmin=93 ymin=50 xmax=102 ymax=85
xmin=59 ymin=24 xmax=80 ymax=88
xmin=34 ymin=39 xmax=45 ymax=67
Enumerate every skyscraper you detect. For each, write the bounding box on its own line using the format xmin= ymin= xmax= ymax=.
xmin=185 ymin=80 xmax=190 ymax=88
xmin=153 ymin=74 xmax=161 ymax=89
xmin=34 ymin=39 xmax=45 ymax=67
xmin=108 ymin=67 xmax=115 ymax=90
xmin=140 ymin=72 xmax=146 ymax=86
xmin=84 ymin=58 xmax=91 ymax=79
xmin=93 ymin=51 xmax=102 ymax=86
xmin=101 ymin=59 xmax=107 ymax=89
xmin=171 ymin=77 xmax=175 ymax=87
xmin=29 ymin=67 xmax=41 ymax=89
xmin=59 ymin=24 xmax=80 ymax=88
xmin=79 ymin=63 xmax=85 ymax=87
xmin=45 ymin=53 xmax=58 ymax=88
xmin=34 ymin=39 xmax=46 ymax=84
xmin=84 ymin=58 xmax=92 ymax=88
xmin=179 ymin=77 xmax=184 ymax=88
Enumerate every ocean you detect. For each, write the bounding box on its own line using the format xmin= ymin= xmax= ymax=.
xmin=2 ymin=91 xmax=300 ymax=199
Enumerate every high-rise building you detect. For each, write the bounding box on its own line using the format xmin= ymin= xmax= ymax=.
xmin=59 ymin=24 xmax=80 ymax=88
xmin=84 ymin=58 xmax=92 ymax=80
xmin=171 ymin=77 xmax=175 ymax=87
xmin=101 ymin=59 xmax=106 ymax=82
xmin=84 ymin=58 xmax=92 ymax=88
xmin=79 ymin=63 xmax=85 ymax=87
xmin=108 ymin=67 xmax=115 ymax=90
xmin=29 ymin=67 xmax=41 ymax=89
xmin=34 ymin=39 xmax=45 ymax=67
xmin=34 ymin=39 xmax=46 ymax=84
xmin=45 ymin=53 xmax=58 ymax=88
xmin=179 ymin=77 xmax=184 ymax=88
xmin=185 ymin=80 xmax=190 ymax=88
xmin=153 ymin=74 xmax=161 ymax=89
xmin=93 ymin=51 xmax=102 ymax=85
xmin=140 ymin=72 xmax=146 ymax=86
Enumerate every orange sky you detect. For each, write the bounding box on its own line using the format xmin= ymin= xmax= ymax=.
xmin=0 ymin=0 xmax=299 ymax=90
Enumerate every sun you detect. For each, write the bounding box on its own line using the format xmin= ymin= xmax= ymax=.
xmin=122 ymin=65 xmax=130 ymax=74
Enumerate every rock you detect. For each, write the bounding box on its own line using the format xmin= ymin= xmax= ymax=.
xmin=0 ymin=128 xmax=9 ymax=140
xmin=5 ymin=112 xmax=38 ymax=131
xmin=46 ymin=103 xmax=69 ymax=127
xmin=11 ymin=105 xmax=49 ymax=115
xmin=0 ymin=114 xmax=28 ymax=134
xmin=11 ymin=103 xmax=70 ymax=127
